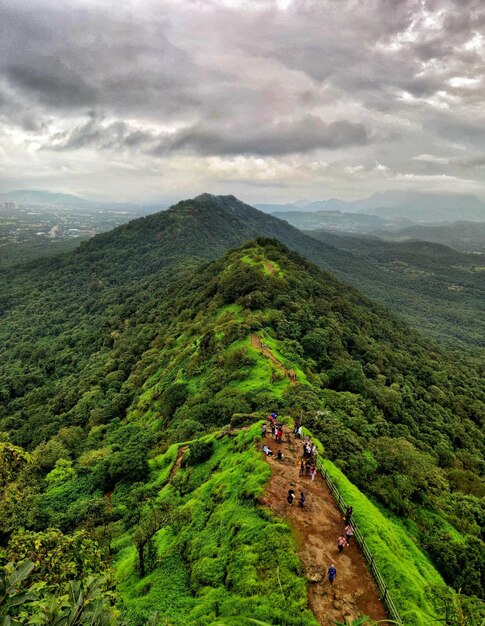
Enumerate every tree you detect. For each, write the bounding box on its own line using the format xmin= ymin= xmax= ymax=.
xmin=133 ymin=502 xmax=172 ymax=578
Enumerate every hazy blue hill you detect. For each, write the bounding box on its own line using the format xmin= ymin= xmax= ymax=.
xmin=272 ymin=209 xmax=384 ymax=232
xmin=262 ymin=190 xmax=485 ymax=221
xmin=353 ymin=190 xmax=485 ymax=221
xmin=1 ymin=189 xmax=90 ymax=206
xmin=377 ymin=220 xmax=485 ymax=253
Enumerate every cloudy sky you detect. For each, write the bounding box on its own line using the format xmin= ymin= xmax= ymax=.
xmin=1 ymin=0 xmax=484 ymax=203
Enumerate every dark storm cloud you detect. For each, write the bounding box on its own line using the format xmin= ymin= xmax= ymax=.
xmin=48 ymin=112 xmax=155 ymax=151
xmin=0 ymin=1 xmax=202 ymax=116
xmin=0 ymin=0 xmax=484 ymax=198
xmin=48 ymin=113 xmax=369 ymax=156
xmin=165 ymin=117 xmax=369 ymax=156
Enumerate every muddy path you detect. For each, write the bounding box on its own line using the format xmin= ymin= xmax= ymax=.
xmin=251 ymin=333 xmax=297 ymax=382
xmin=168 ymin=445 xmax=188 ymax=481
xmin=259 ymin=429 xmax=389 ymax=625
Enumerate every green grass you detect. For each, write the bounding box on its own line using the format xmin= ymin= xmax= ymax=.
xmin=320 ymin=458 xmax=447 ymax=626
xmin=115 ymin=425 xmax=318 ymax=626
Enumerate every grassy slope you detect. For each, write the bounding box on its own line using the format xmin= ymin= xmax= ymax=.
xmin=321 ymin=459 xmax=446 ymax=626
xmin=114 ymin=426 xmax=318 ymax=626
xmin=113 ymin=245 xmax=450 ymax=624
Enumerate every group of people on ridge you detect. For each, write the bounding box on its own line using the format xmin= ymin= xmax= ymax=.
xmin=261 ymin=411 xmax=358 ymax=589
xmin=261 ymin=412 xmax=284 ymax=458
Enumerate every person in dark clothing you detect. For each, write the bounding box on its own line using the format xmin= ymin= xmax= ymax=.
xmin=337 ymin=535 xmax=346 ymax=554
xmin=345 ymin=506 xmax=353 ymax=525
xmin=287 ymin=489 xmax=295 ymax=506
xmin=305 ymin=459 xmax=311 ymax=475
xmin=277 ymin=450 xmax=283 ymax=461
xmin=299 ymin=460 xmax=305 ymax=476
xmin=328 ymin=565 xmax=337 ymax=586
xmin=261 ymin=424 xmax=267 ymax=438
xmin=298 ymin=492 xmax=305 ymax=508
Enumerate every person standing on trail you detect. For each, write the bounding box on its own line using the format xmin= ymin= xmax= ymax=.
xmin=299 ymin=459 xmax=305 ymax=476
xmin=337 ymin=535 xmax=346 ymax=554
xmin=345 ymin=523 xmax=354 ymax=546
xmin=311 ymin=465 xmax=317 ymax=481
xmin=277 ymin=427 xmax=283 ymax=443
xmin=277 ymin=450 xmax=284 ymax=462
xmin=297 ymin=425 xmax=302 ymax=439
xmin=271 ymin=422 xmax=276 ymax=437
xmin=298 ymin=492 xmax=305 ymax=508
xmin=262 ymin=424 xmax=267 ymax=438
xmin=328 ymin=565 xmax=337 ymax=586
xmin=287 ymin=489 xmax=295 ymax=506
xmin=305 ymin=459 xmax=311 ymax=475
xmin=345 ymin=506 xmax=353 ymax=525
xmin=293 ymin=419 xmax=300 ymax=435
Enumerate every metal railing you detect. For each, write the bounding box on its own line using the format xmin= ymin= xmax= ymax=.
xmin=316 ymin=457 xmax=404 ymax=625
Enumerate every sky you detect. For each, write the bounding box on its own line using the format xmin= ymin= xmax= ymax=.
xmin=1 ymin=0 xmax=484 ymax=203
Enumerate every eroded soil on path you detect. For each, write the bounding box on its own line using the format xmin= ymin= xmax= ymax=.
xmin=259 ymin=430 xmax=389 ymax=625
xmin=251 ymin=333 xmax=296 ymax=382
xmin=168 ymin=445 xmax=188 ymax=482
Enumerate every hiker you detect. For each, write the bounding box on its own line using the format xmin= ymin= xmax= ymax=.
xmin=297 ymin=425 xmax=302 ymax=439
xmin=345 ymin=523 xmax=354 ymax=546
xmin=310 ymin=465 xmax=317 ymax=481
xmin=261 ymin=423 xmax=267 ymax=437
xmin=277 ymin=427 xmax=283 ymax=443
xmin=271 ymin=422 xmax=276 ymax=436
xmin=299 ymin=459 xmax=305 ymax=476
xmin=293 ymin=419 xmax=300 ymax=435
xmin=298 ymin=492 xmax=305 ymax=508
xmin=271 ymin=412 xmax=277 ymax=419
xmin=337 ymin=535 xmax=346 ymax=554
xmin=263 ymin=445 xmax=273 ymax=456
xmin=328 ymin=564 xmax=337 ymax=586
xmin=277 ymin=450 xmax=284 ymax=462
xmin=287 ymin=489 xmax=295 ymax=506
xmin=305 ymin=459 xmax=311 ymax=476
xmin=344 ymin=506 xmax=353 ymax=525
xmin=311 ymin=444 xmax=317 ymax=458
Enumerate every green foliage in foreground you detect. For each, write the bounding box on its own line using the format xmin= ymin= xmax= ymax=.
xmin=115 ymin=426 xmax=318 ymax=626
xmin=0 ymin=560 xmax=118 ymax=625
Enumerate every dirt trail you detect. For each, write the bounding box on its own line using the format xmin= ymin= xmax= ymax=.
xmin=262 ymin=260 xmax=276 ymax=275
xmin=251 ymin=334 xmax=297 ymax=382
xmin=168 ymin=445 xmax=188 ymax=481
xmin=259 ymin=430 xmax=389 ymax=625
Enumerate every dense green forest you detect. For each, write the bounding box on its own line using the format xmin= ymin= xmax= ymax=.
xmin=1 ymin=195 xmax=484 ymax=624
xmin=306 ymin=228 xmax=485 ymax=351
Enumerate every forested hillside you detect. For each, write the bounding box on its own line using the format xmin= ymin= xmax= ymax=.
xmin=1 ymin=194 xmax=483 ymax=359
xmin=1 ymin=196 xmax=484 ymax=624
xmin=306 ymin=228 xmax=485 ymax=351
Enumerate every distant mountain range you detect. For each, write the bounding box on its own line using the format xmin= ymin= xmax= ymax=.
xmin=5 ymin=188 xmax=485 ymax=223
xmin=0 ymin=189 xmax=91 ymax=206
xmin=256 ymin=190 xmax=485 ymax=222
xmin=0 ymin=189 xmax=167 ymax=214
